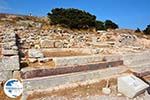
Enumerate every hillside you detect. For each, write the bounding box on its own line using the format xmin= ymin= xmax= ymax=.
xmin=0 ymin=13 xmax=150 ymax=100
xmin=0 ymin=13 xmax=150 ymax=51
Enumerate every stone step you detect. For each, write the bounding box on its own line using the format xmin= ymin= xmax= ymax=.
xmin=122 ymin=51 xmax=150 ymax=66
xmin=127 ymin=58 xmax=150 ymax=66
xmin=23 ymin=66 xmax=128 ymax=92
xmin=123 ymin=51 xmax=150 ymax=59
xmin=53 ymin=54 xmax=122 ymax=67
xmin=129 ymin=63 xmax=150 ymax=68
xmin=21 ymin=60 xmax=123 ymax=79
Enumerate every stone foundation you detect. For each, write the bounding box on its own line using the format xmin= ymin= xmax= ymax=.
xmin=0 ymin=33 xmax=20 ymax=82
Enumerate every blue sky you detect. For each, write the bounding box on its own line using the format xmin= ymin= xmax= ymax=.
xmin=0 ymin=0 xmax=150 ymax=29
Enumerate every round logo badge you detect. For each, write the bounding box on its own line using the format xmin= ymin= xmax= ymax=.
xmin=4 ymin=79 xmax=23 ymax=98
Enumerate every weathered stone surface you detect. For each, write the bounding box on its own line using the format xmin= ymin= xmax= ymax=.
xmin=122 ymin=51 xmax=150 ymax=68
xmin=102 ymin=87 xmax=111 ymax=95
xmin=40 ymin=40 xmax=54 ymax=48
xmin=54 ymin=41 xmax=63 ymax=48
xmin=0 ymin=56 xmax=20 ymax=71
xmin=53 ymin=55 xmax=103 ymax=66
xmin=118 ymin=75 xmax=149 ymax=98
xmin=38 ymin=58 xmax=51 ymax=63
xmin=53 ymin=55 xmax=122 ymax=67
xmin=2 ymin=49 xmax=18 ymax=56
xmin=23 ymin=66 xmax=128 ymax=92
xmin=118 ymin=34 xmax=137 ymax=46
xmin=21 ymin=60 xmax=123 ymax=79
xmin=28 ymin=49 xmax=44 ymax=58
xmin=0 ymin=71 xmax=12 ymax=81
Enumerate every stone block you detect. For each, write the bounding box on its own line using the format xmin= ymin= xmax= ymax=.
xmin=53 ymin=55 xmax=103 ymax=66
xmin=23 ymin=67 xmax=127 ymax=92
xmin=40 ymin=40 xmax=54 ymax=48
xmin=28 ymin=49 xmax=44 ymax=58
xmin=0 ymin=71 xmax=12 ymax=82
xmin=0 ymin=55 xmax=20 ymax=71
xmin=118 ymin=74 xmax=149 ymax=98
xmin=2 ymin=49 xmax=18 ymax=56
xmin=54 ymin=41 xmax=63 ymax=48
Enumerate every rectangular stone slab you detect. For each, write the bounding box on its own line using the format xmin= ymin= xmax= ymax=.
xmin=21 ymin=60 xmax=123 ymax=79
xmin=23 ymin=66 xmax=127 ymax=92
xmin=0 ymin=71 xmax=12 ymax=82
xmin=118 ymin=75 xmax=149 ymax=98
xmin=0 ymin=55 xmax=20 ymax=71
xmin=53 ymin=54 xmax=122 ymax=67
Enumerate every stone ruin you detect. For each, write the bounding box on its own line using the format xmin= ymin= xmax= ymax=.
xmin=0 ymin=32 xmax=20 ymax=81
xmin=0 ymin=16 xmax=150 ymax=99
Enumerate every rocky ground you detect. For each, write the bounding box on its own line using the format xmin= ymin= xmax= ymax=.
xmin=0 ymin=13 xmax=150 ymax=100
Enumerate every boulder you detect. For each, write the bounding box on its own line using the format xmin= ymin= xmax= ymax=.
xmin=118 ymin=74 xmax=149 ymax=98
xmin=28 ymin=49 xmax=44 ymax=58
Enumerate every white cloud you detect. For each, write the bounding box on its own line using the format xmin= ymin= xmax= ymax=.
xmin=0 ymin=0 xmax=11 ymax=12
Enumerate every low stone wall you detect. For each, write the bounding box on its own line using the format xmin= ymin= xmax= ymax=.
xmin=53 ymin=54 xmax=122 ymax=67
xmin=23 ymin=66 xmax=128 ymax=92
xmin=41 ymin=48 xmax=102 ymax=55
xmin=0 ymin=33 xmax=20 ymax=82
xmin=21 ymin=60 xmax=123 ymax=79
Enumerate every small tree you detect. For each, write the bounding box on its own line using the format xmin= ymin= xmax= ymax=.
xmin=47 ymin=8 xmax=96 ymax=29
xmin=95 ymin=20 xmax=105 ymax=30
xmin=104 ymin=20 xmax=118 ymax=29
xmin=143 ymin=25 xmax=150 ymax=35
xmin=135 ymin=28 xmax=141 ymax=33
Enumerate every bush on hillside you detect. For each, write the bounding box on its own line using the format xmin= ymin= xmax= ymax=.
xmin=95 ymin=20 xmax=105 ymax=30
xmin=47 ymin=8 xmax=119 ymax=30
xmin=48 ymin=8 xmax=96 ymax=29
xmin=104 ymin=20 xmax=119 ymax=29
xmin=143 ymin=25 xmax=150 ymax=35
xmin=135 ymin=28 xmax=141 ymax=33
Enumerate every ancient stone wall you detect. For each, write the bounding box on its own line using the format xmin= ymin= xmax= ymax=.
xmin=53 ymin=54 xmax=122 ymax=67
xmin=0 ymin=33 xmax=20 ymax=82
xmin=122 ymin=50 xmax=150 ymax=70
